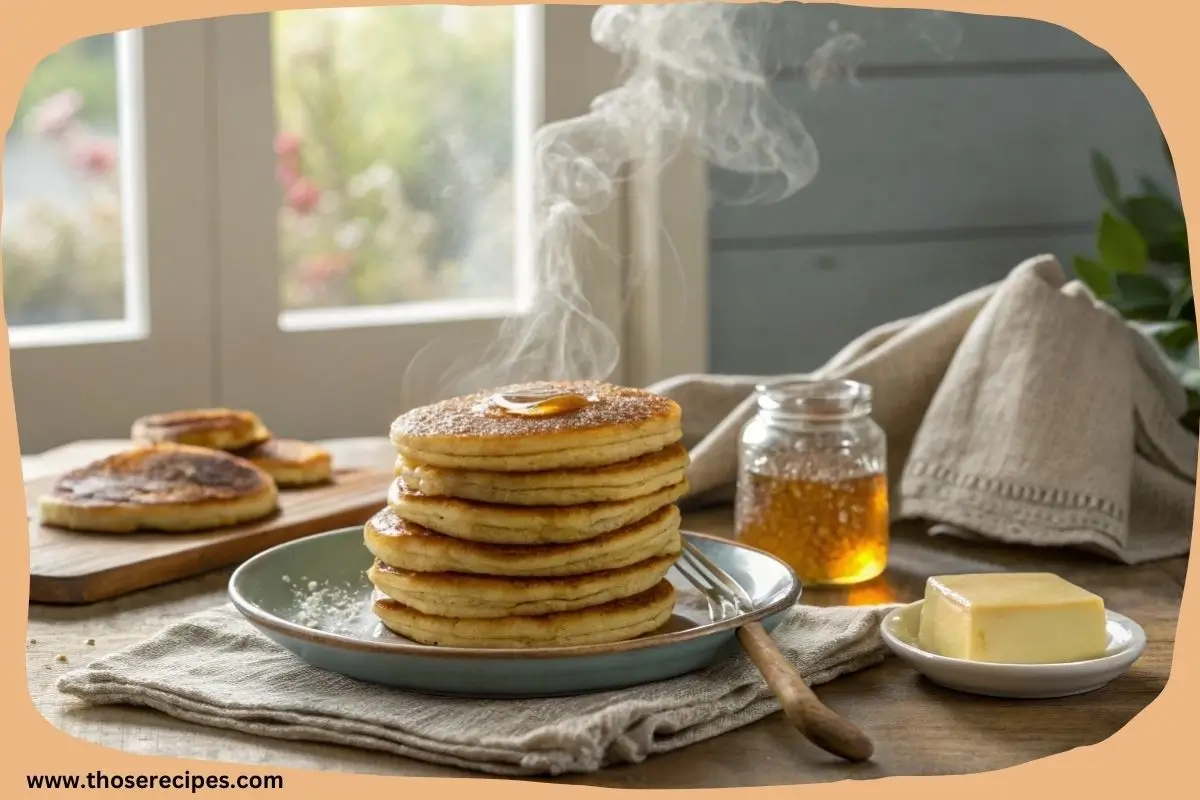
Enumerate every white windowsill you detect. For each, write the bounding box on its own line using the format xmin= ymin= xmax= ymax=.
xmin=7 ymin=319 xmax=147 ymax=350
xmin=276 ymin=297 xmax=527 ymax=333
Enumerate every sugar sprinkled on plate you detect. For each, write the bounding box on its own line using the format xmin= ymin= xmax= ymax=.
xmin=284 ymin=575 xmax=374 ymax=636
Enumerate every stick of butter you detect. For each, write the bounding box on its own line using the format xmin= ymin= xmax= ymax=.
xmin=917 ymin=573 xmax=1108 ymax=664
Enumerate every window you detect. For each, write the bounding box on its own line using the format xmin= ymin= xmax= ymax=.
xmin=6 ymin=24 xmax=216 ymax=453
xmin=271 ymin=7 xmax=520 ymax=319
xmin=208 ymin=8 xmax=557 ymax=441
xmin=3 ymin=35 xmax=127 ymax=336
xmin=6 ymin=7 xmax=713 ymax=456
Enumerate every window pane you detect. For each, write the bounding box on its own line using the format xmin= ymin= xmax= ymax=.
xmin=2 ymin=35 xmax=126 ymax=328
xmin=271 ymin=6 xmax=517 ymax=312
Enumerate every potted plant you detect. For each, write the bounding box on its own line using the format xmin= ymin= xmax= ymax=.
xmin=1073 ymin=137 xmax=1196 ymax=431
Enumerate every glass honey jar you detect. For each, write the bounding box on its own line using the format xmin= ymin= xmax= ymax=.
xmin=734 ymin=379 xmax=889 ymax=587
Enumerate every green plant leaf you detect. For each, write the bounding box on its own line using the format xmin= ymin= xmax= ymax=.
xmin=1111 ymin=272 xmax=1173 ymax=319
xmin=1139 ymin=320 xmax=1196 ymax=357
xmin=1163 ymin=135 xmax=1175 ymax=172
xmin=1123 ymin=195 xmax=1189 ymax=267
xmin=1090 ymin=150 xmax=1123 ymax=209
xmin=1114 ymin=272 xmax=1172 ymax=303
xmin=1139 ymin=177 xmax=1173 ymax=199
xmin=1072 ymin=255 xmax=1114 ymax=298
xmin=1097 ymin=211 xmax=1148 ymax=273
xmin=1124 ymin=195 xmax=1186 ymax=238
xmin=1169 ymin=284 xmax=1194 ymax=320
xmin=1178 ymin=290 xmax=1195 ymax=323
xmin=1147 ymin=244 xmax=1191 ymax=270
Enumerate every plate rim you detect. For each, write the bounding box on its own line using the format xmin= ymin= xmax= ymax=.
xmin=228 ymin=526 xmax=802 ymax=661
xmin=880 ymin=599 xmax=1147 ymax=671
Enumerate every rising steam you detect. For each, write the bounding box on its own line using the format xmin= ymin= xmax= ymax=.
xmin=400 ymin=3 xmax=951 ymax=406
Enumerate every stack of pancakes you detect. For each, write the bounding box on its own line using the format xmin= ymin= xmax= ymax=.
xmin=363 ymin=380 xmax=690 ymax=648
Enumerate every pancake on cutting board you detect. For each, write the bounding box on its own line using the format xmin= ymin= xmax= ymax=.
xmin=232 ymin=438 xmax=333 ymax=488
xmin=389 ymin=380 xmax=683 ymax=472
xmin=37 ymin=443 xmax=279 ymax=533
xmin=132 ymin=408 xmax=271 ymax=451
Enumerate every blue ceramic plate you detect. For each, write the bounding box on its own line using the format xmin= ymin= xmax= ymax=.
xmin=228 ymin=527 xmax=801 ymax=698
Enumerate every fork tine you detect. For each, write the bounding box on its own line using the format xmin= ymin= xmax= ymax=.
xmin=682 ymin=539 xmax=756 ymax=611
xmin=673 ymin=556 xmax=725 ymax=621
xmin=680 ymin=545 xmax=736 ymax=604
xmin=677 ymin=544 xmax=745 ymax=620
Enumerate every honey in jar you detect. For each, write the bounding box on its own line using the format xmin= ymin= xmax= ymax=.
xmin=735 ymin=379 xmax=889 ymax=587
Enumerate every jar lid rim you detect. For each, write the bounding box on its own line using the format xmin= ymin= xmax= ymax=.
xmin=754 ymin=379 xmax=873 ymax=417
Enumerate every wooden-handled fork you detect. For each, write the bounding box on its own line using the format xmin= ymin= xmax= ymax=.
xmin=675 ymin=539 xmax=875 ymax=762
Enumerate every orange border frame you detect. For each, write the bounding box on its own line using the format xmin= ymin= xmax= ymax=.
xmin=2 ymin=1 xmax=1195 ymax=796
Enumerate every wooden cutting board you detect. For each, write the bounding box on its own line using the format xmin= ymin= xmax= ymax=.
xmin=26 ymin=467 xmax=394 ymax=605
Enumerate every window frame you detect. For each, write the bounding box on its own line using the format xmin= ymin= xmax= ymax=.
xmin=624 ymin=145 xmax=711 ymax=388
xmin=209 ymin=8 xmax=581 ymax=442
xmin=7 ymin=22 xmax=219 ymax=454
xmin=7 ymin=8 xmax=711 ymax=454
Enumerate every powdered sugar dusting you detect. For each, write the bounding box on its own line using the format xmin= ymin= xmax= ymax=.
xmin=282 ymin=574 xmax=376 ymax=637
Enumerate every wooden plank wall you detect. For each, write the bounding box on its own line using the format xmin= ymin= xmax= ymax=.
xmin=708 ymin=3 xmax=1176 ymax=374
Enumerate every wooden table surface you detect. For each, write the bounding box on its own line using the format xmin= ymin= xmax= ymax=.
xmin=24 ymin=439 xmax=1185 ymax=788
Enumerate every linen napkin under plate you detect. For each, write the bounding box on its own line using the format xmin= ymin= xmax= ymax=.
xmin=57 ymin=602 xmax=894 ymax=776
xmin=650 ymin=254 xmax=1197 ymax=565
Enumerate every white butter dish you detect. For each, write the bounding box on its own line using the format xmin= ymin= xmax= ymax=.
xmin=879 ymin=600 xmax=1146 ymax=699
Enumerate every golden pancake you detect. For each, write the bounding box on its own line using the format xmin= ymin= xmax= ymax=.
xmin=389 ymin=380 xmax=682 ymax=471
xmin=38 ymin=444 xmax=279 ymax=533
xmin=131 ymin=408 xmax=271 ymax=451
xmin=231 ymin=438 xmax=333 ymax=488
xmin=371 ymin=580 xmax=677 ymax=648
xmin=387 ymin=475 xmax=688 ymax=544
xmin=367 ymin=551 xmax=676 ymax=619
xmin=396 ymin=443 xmax=689 ymax=506
xmin=364 ymin=505 xmax=681 ymax=576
